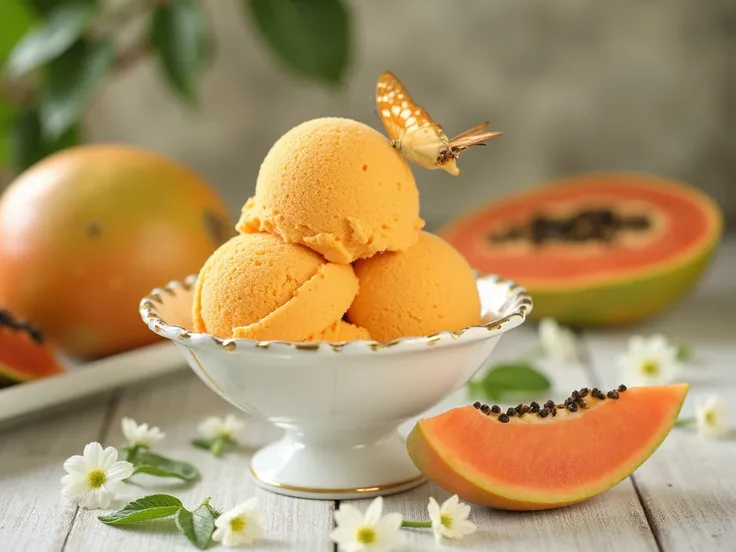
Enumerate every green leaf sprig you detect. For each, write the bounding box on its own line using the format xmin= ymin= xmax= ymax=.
xmin=124 ymin=445 xmax=200 ymax=482
xmin=99 ymin=494 xmax=220 ymax=550
xmin=191 ymin=435 xmax=237 ymax=458
xmin=467 ymin=361 xmax=551 ymax=402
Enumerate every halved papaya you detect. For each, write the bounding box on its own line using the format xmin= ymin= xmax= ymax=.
xmin=406 ymin=384 xmax=687 ymax=510
xmin=441 ymin=173 xmax=722 ymax=325
xmin=0 ymin=310 xmax=65 ymax=388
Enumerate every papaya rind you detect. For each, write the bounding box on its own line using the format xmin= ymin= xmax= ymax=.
xmin=406 ymin=384 xmax=688 ymax=511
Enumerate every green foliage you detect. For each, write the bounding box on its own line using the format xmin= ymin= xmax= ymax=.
xmin=7 ymin=108 xmax=79 ymax=170
xmin=98 ymin=494 xmax=183 ymax=525
xmin=0 ymin=0 xmax=354 ymax=172
xmin=150 ymin=0 xmax=207 ymax=103
xmin=246 ymin=0 xmax=350 ymax=84
xmin=5 ymin=0 xmax=98 ymax=78
xmin=175 ymin=499 xmax=219 ymax=549
xmin=468 ymin=361 xmax=552 ymax=401
xmin=131 ymin=451 xmax=200 ymax=481
xmin=40 ymin=39 xmax=113 ymax=138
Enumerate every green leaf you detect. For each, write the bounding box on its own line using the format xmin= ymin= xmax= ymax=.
xmin=175 ymin=498 xmax=219 ymax=550
xmin=40 ymin=38 xmax=112 ymax=138
xmin=674 ymin=417 xmax=696 ymax=428
xmin=0 ymin=97 xmax=16 ymax=166
xmin=191 ymin=436 xmax=234 ymax=457
xmin=468 ymin=361 xmax=551 ymax=401
xmin=676 ymin=343 xmax=692 ymax=363
xmin=7 ymin=107 xmax=80 ymax=171
xmin=132 ymin=451 xmax=200 ymax=481
xmin=98 ymin=494 xmax=183 ymax=525
xmin=150 ymin=0 xmax=206 ymax=103
xmin=5 ymin=0 xmax=98 ymax=77
xmin=0 ymin=0 xmax=36 ymax=65
xmin=245 ymin=0 xmax=350 ymax=84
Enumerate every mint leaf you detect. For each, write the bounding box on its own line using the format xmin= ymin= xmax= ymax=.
xmin=149 ymin=0 xmax=207 ymax=103
xmin=191 ymin=438 xmax=213 ymax=451
xmin=468 ymin=361 xmax=551 ymax=401
xmin=98 ymin=494 xmax=182 ymax=525
xmin=5 ymin=0 xmax=98 ymax=77
xmin=245 ymin=0 xmax=350 ymax=84
xmin=132 ymin=452 xmax=200 ymax=481
xmin=39 ymin=38 xmax=113 ymax=138
xmin=176 ymin=498 xmax=219 ymax=549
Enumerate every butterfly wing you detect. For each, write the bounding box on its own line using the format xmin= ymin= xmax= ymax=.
xmin=376 ymin=71 xmax=440 ymax=143
xmin=449 ymin=130 xmax=503 ymax=151
xmin=449 ymin=122 xmax=489 ymax=142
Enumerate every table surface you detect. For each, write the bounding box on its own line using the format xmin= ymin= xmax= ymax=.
xmin=1 ymin=240 xmax=734 ymax=552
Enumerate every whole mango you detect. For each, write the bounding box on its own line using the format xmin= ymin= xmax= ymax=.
xmin=0 ymin=145 xmax=233 ymax=358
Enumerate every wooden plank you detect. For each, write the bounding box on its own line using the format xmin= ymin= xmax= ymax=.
xmin=0 ymin=393 xmax=113 ymax=551
xmin=344 ymin=325 xmax=658 ymax=551
xmin=64 ymin=371 xmax=335 ymax=552
xmin=581 ymin=239 xmax=736 ymax=552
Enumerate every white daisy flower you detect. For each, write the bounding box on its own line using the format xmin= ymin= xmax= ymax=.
xmin=60 ymin=442 xmax=134 ymax=509
xmin=211 ymin=497 xmax=264 ymax=547
xmin=330 ymin=496 xmax=406 ymax=552
xmin=696 ymin=396 xmax=728 ymax=439
xmin=618 ymin=335 xmax=682 ymax=386
xmin=427 ymin=494 xmax=477 ymax=542
xmin=538 ymin=318 xmax=578 ymax=363
xmin=121 ymin=417 xmax=165 ymax=448
xmin=198 ymin=414 xmax=244 ymax=441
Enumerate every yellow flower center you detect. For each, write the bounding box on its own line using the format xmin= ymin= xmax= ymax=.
xmin=641 ymin=360 xmax=660 ymax=376
xmin=229 ymin=516 xmax=246 ymax=534
xmin=87 ymin=469 xmax=107 ymax=488
xmin=440 ymin=513 xmax=453 ymax=528
xmin=357 ymin=526 xmax=376 ymax=544
xmin=705 ymin=411 xmax=716 ymax=426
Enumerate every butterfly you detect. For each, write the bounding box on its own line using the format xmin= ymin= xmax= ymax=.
xmin=376 ymin=71 xmax=502 ymax=175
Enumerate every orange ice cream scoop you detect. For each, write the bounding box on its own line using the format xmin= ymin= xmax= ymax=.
xmin=303 ymin=320 xmax=371 ymax=342
xmin=193 ymin=233 xmax=358 ymax=341
xmin=347 ymin=232 xmax=481 ymax=341
xmin=238 ymin=117 xmax=424 ymax=263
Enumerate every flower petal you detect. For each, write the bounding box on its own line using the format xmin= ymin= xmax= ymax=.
xmin=63 ymin=455 xmax=88 ymax=475
xmin=363 ymin=496 xmax=383 ymax=525
xmin=454 ymin=502 xmax=471 ymax=520
xmin=441 ymin=493 xmax=459 ymax=511
xmin=375 ymin=511 xmax=403 ymax=533
xmin=106 ymin=460 xmax=134 ymax=482
xmin=334 ymin=503 xmax=364 ymax=529
xmin=99 ymin=446 xmax=119 ymax=470
xmin=454 ymin=518 xmax=478 ymax=536
xmin=83 ymin=442 xmax=104 ymax=467
xmin=427 ymin=496 xmax=440 ymax=522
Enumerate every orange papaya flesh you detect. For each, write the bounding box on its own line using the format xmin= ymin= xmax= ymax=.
xmin=407 ymin=384 xmax=688 ymax=510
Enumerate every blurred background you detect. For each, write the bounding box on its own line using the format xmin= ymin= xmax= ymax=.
xmin=2 ymin=0 xmax=734 ymax=230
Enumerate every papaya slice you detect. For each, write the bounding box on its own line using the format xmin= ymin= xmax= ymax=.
xmin=406 ymin=384 xmax=687 ymax=510
xmin=0 ymin=309 xmax=65 ymax=388
xmin=441 ymin=173 xmax=722 ymax=325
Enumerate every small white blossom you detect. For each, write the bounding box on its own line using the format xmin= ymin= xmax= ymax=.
xmin=618 ymin=335 xmax=682 ymax=386
xmin=539 ymin=318 xmax=578 ymax=363
xmin=198 ymin=414 xmax=244 ymax=441
xmin=121 ymin=417 xmax=165 ymax=448
xmin=427 ymin=494 xmax=477 ymax=542
xmin=696 ymin=396 xmax=728 ymax=439
xmin=330 ymin=496 xmax=406 ymax=552
xmin=212 ymin=497 xmax=264 ymax=547
xmin=60 ymin=442 xmax=134 ymax=509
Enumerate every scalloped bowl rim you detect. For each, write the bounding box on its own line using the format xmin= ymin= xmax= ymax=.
xmin=138 ymin=272 xmax=533 ymax=355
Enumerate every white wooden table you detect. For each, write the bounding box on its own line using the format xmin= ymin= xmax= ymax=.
xmin=1 ymin=240 xmax=734 ymax=552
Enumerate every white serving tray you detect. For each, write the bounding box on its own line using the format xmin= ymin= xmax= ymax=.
xmin=0 ymin=341 xmax=187 ymax=428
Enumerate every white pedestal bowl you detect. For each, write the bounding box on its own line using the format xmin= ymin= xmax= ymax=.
xmin=139 ymin=274 xmax=532 ymax=500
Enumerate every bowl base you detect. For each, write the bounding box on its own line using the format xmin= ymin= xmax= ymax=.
xmin=249 ymin=428 xmax=426 ymax=500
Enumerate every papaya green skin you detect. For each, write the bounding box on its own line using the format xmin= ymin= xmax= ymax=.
xmin=527 ymin=237 xmax=720 ymax=326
